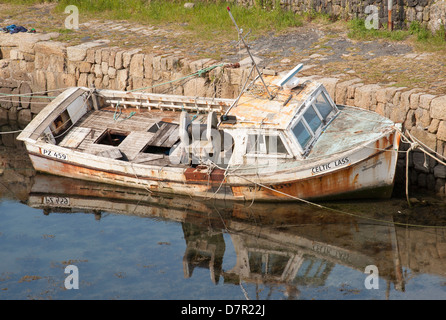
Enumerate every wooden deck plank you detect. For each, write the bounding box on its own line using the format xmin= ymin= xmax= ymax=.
xmin=146 ymin=123 xmax=179 ymax=147
xmin=59 ymin=127 xmax=91 ymax=148
xmin=118 ymin=131 xmax=156 ymax=160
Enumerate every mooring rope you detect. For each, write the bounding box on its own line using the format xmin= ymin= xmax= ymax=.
xmin=198 ymin=124 xmax=446 ymax=230
xmin=0 ymin=129 xmax=23 ymax=135
xmin=228 ymin=172 xmax=446 ymax=229
xmin=126 ymin=63 xmax=227 ymax=93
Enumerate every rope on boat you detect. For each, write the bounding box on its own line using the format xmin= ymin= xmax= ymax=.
xmin=393 ymin=126 xmax=446 ymax=208
xmin=0 ymin=92 xmax=57 ymax=99
xmin=0 ymin=98 xmax=50 ymax=105
xmin=0 ymin=62 xmax=227 ymax=106
xmin=113 ymin=101 xmax=136 ymax=122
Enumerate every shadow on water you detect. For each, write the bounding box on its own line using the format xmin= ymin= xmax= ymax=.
xmin=1 ymin=143 xmax=446 ymax=299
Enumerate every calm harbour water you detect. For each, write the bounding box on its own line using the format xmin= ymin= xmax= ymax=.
xmin=1 ymin=144 xmax=446 ymax=300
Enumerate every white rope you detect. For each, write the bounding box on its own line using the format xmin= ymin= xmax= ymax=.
xmin=0 ymin=98 xmax=52 ymax=105
xmin=239 ymin=281 xmax=250 ymax=300
xmin=130 ymin=163 xmax=153 ymax=194
xmin=405 ymin=141 xmax=417 ymax=207
xmin=0 ymin=129 xmax=23 ymax=135
xmin=405 ymin=130 xmax=446 ymax=166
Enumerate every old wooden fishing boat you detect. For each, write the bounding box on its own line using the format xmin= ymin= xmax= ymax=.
xmin=17 ymin=9 xmax=401 ymax=202
xmin=17 ymin=64 xmax=401 ymax=202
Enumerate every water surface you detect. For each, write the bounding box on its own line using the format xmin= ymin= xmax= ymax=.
xmin=1 ymin=145 xmax=446 ymax=300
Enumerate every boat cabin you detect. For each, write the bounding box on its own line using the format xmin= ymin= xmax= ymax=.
xmin=218 ymin=76 xmax=340 ymax=166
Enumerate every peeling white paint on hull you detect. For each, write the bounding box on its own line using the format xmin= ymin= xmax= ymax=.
xmin=24 ymin=128 xmax=400 ymax=202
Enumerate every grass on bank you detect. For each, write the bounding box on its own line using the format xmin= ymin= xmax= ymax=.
xmin=1 ymin=0 xmax=445 ymax=50
xmin=49 ymin=0 xmax=304 ymax=40
xmin=348 ymin=18 xmax=446 ymax=51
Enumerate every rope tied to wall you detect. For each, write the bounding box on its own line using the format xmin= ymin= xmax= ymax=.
xmin=127 ymin=63 xmax=227 ymax=93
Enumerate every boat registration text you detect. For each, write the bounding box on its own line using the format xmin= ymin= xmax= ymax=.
xmin=311 ymin=157 xmax=350 ymax=174
xmin=40 ymin=148 xmax=68 ymax=161
xmin=43 ymin=196 xmax=70 ymax=206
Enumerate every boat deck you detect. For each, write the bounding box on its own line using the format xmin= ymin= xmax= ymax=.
xmin=57 ymin=107 xmax=191 ymax=167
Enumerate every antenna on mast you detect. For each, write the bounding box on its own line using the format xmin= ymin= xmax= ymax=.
xmin=227 ymin=7 xmax=274 ymax=100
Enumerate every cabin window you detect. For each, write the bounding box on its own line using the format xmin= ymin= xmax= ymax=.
xmin=290 ymin=90 xmax=338 ymax=154
xmin=314 ymin=91 xmax=334 ymax=120
xmin=303 ymin=105 xmax=322 ymax=132
xmin=246 ymin=134 xmax=263 ymax=154
xmin=246 ymin=134 xmax=288 ymax=155
xmin=265 ymin=135 xmax=288 ymax=154
xmin=95 ymin=129 xmax=129 ymax=147
xmin=291 ymin=121 xmax=312 ymax=149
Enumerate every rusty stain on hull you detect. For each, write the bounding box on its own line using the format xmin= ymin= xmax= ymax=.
xmin=184 ymin=166 xmax=226 ymax=183
xmin=28 ymin=151 xmax=233 ymax=198
xmin=231 ymin=148 xmax=395 ymax=201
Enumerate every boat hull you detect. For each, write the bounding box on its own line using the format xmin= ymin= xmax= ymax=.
xmin=23 ymin=129 xmax=400 ymax=202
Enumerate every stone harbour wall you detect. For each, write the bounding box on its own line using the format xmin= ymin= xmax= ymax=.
xmin=1 ymin=33 xmax=446 ymax=196
xmin=0 ymin=33 xmax=247 ymax=120
xmin=233 ymin=0 xmax=446 ymax=33
xmin=0 ymin=33 xmax=248 ymax=144
xmin=314 ymin=76 xmax=446 ymax=196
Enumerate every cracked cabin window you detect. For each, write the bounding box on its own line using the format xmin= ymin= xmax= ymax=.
xmin=314 ymin=91 xmax=334 ymax=121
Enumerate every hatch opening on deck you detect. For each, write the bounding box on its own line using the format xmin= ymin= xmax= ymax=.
xmin=95 ymin=129 xmax=129 ymax=147
xmin=142 ymin=145 xmax=171 ymax=155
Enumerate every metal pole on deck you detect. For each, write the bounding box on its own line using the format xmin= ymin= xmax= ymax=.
xmin=227 ymin=7 xmax=274 ymax=100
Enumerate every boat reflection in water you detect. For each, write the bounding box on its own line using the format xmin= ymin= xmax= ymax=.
xmin=2 ymin=145 xmax=445 ymax=299
xmin=23 ymin=170 xmax=446 ymax=299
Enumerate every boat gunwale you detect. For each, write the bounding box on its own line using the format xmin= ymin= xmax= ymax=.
xmin=17 ymin=87 xmax=91 ymax=142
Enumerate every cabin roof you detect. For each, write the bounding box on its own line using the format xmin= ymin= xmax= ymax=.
xmin=219 ymin=76 xmax=320 ymax=130
xmin=308 ymin=106 xmax=394 ymax=159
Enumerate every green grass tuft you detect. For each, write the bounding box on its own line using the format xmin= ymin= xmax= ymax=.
xmin=348 ymin=18 xmax=445 ymax=50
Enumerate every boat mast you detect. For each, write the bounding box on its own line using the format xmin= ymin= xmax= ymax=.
xmin=227 ymin=7 xmax=274 ymax=100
